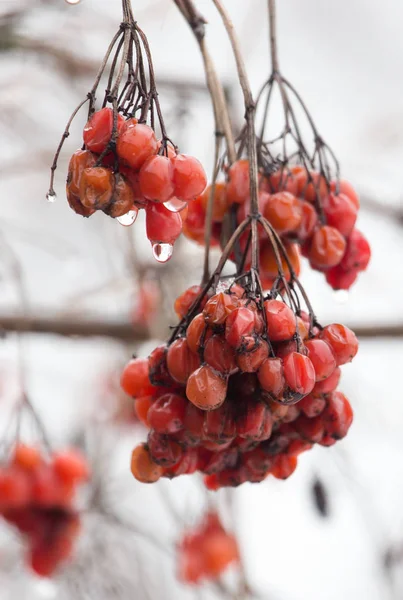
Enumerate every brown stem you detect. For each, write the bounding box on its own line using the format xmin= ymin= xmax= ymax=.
xmin=174 ymin=0 xmax=236 ymax=163
xmin=268 ymin=0 xmax=279 ymax=73
xmin=202 ymin=134 xmax=223 ymax=284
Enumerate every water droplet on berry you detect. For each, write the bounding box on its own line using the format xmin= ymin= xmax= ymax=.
xmin=46 ymin=191 xmax=57 ymax=203
xmin=334 ymin=290 xmax=349 ymax=304
xmin=152 ymin=242 xmax=173 ymax=263
xmin=65 ymin=0 xmax=81 ymax=4
xmin=117 ymin=210 xmax=137 ymax=227
xmin=163 ymin=198 xmax=187 ymax=212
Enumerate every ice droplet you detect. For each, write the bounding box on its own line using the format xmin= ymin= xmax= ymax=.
xmin=334 ymin=290 xmax=349 ymax=304
xmin=65 ymin=0 xmax=81 ymax=4
xmin=216 ymin=278 xmax=234 ymax=293
xmin=163 ymin=198 xmax=187 ymax=213
xmin=117 ymin=210 xmax=137 ymax=226
xmin=152 ymin=242 xmax=173 ymax=263
xmin=46 ymin=191 xmax=57 ymax=203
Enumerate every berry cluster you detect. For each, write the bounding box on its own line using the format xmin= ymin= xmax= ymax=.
xmin=177 ymin=511 xmax=239 ymax=584
xmin=123 ymin=283 xmax=356 ymax=488
xmin=0 ymin=444 xmax=89 ymax=576
xmin=66 ymin=107 xmax=207 ymax=262
xmin=183 ymin=160 xmax=370 ymax=289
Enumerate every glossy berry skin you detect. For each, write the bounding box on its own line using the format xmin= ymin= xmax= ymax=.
xmin=145 ymin=202 xmax=182 ymax=244
xmin=298 ymin=394 xmax=327 ymax=418
xmin=296 ymin=170 xmax=328 ymax=204
xmin=147 ymin=394 xmax=187 ymax=434
xmin=304 ymin=338 xmax=336 ymax=381
xmin=204 ymin=336 xmax=237 ymax=374
xmin=200 ymin=183 xmax=228 ymax=222
xmin=325 ymin=266 xmax=358 ymax=290
xmin=83 ymin=107 xmax=124 ymax=154
xmin=294 ymin=200 xmax=318 ymax=241
xmin=130 ymin=444 xmax=163 ymax=483
xmin=134 ymin=395 xmax=153 ymax=426
xmin=225 ymin=307 xmax=256 ymax=348
xmin=340 ymin=229 xmax=371 ymax=272
xmin=236 ymin=339 xmax=269 ymax=373
xmin=147 ymin=430 xmax=183 ymax=467
xmin=203 ymin=293 xmax=238 ymax=326
xmin=312 ymin=367 xmax=341 ymax=394
xmin=117 ymin=122 xmax=158 ymax=170
xmin=186 ymin=365 xmax=227 ymax=410
xmin=186 ymin=313 xmax=212 ymax=354
xmin=67 ymin=150 xmax=96 ymax=197
xmin=139 ymin=155 xmax=174 ymax=202
xmin=320 ymin=391 xmax=353 ymax=442
xmin=172 ymin=154 xmax=207 ymax=201
xmin=270 ymin=454 xmax=298 ymax=479
xmin=330 ymin=179 xmax=360 ymax=209
xmin=226 ymin=160 xmax=250 ymax=205
xmin=258 ymin=358 xmax=285 ymax=398
xmin=79 ymin=167 xmax=114 ymax=210
xmin=283 ymin=352 xmax=315 ymax=396
xmin=264 ymin=299 xmax=296 ymax=341
xmin=308 ymin=225 xmax=346 ymax=269
xmin=121 ymin=357 xmax=153 ymax=397
xmin=323 ymin=193 xmax=357 ymax=237
xmin=104 ymin=174 xmax=135 ymax=218
xmin=167 ymin=338 xmax=200 ymax=384
xmin=261 ymin=168 xmax=299 ymax=195
xmin=174 ymin=285 xmax=204 ymax=319
xmin=263 ymin=192 xmax=302 ymax=234
xmin=319 ymin=324 xmax=358 ymax=366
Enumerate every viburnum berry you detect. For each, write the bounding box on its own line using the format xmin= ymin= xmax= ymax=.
xmin=199 ymin=183 xmax=228 ymax=222
xmin=270 ymin=454 xmax=298 ymax=479
xmin=203 ymin=292 xmax=238 ymax=326
xmin=171 ymin=154 xmax=207 ymax=201
xmin=260 ymin=241 xmax=301 ymax=283
xmin=186 ymin=365 xmax=227 ymax=410
xmin=204 ymin=336 xmax=237 ymax=374
xmin=186 ymin=313 xmax=212 ymax=354
xmin=130 ymin=443 xmax=163 ymax=483
xmin=298 ymin=394 xmax=327 ymax=418
xmin=308 ymin=225 xmax=346 ymax=269
xmin=258 ymin=357 xmax=285 ymax=398
xmin=83 ymin=107 xmax=124 ymax=154
xmin=283 ymin=352 xmax=315 ymax=397
xmin=134 ymin=395 xmax=153 ymax=426
xmin=330 ymin=179 xmax=360 ymax=209
xmin=145 ymin=201 xmax=182 ymax=245
xmin=52 ymin=449 xmax=89 ymax=484
xmin=121 ymin=357 xmax=153 ymax=397
xmin=79 ymin=167 xmax=114 ymax=210
xmin=294 ymin=199 xmax=318 ymax=241
xmin=116 ymin=122 xmax=158 ymax=170
xmin=147 ymin=430 xmax=183 ymax=467
xmin=319 ymin=323 xmax=358 ymax=365
xmin=236 ymin=338 xmax=269 ymax=373
xmin=139 ymin=155 xmax=175 ymax=202
xmin=104 ymin=174 xmax=135 ymax=218
xmin=226 ymin=159 xmax=250 ymax=205
xmin=12 ymin=444 xmax=42 ymax=471
xmin=261 ymin=167 xmax=299 ymax=195
xmin=340 ymin=228 xmax=371 ymax=272
xmin=320 ymin=391 xmax=353 ymax=443
xmin=174 ymin=285 xmax=204 ymax=319
xmin=304 ymin=338 xmax=336 ymax=381
xmin=263 ymin=192 xmax=302 ymax=234
xmin=264 ymin=299 xmax=296 ymax=341
xmin=312 ymin=366 xmax=341 ymax=394
xmin=167 ymin=338 xmax=200 ymax=384
xmin=325 ymin=265 xmax=358 ymax=290
xmin=323 ymin=192 xmax=357 ymax=237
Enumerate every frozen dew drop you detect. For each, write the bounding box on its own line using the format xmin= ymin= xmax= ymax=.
xmin=334 ymin=290 xmax=349 ymax=304
xmin=65 ymin=0 xmax=82 ymax=4
xmin=152 ymin=242 xmax=174 ymax=263
xmin=216 ymin=278 xmax=234 ymax=294
xmin=117 ymin=209 xmax=137 ymax=227
xmin=163 ymin=198 xmax=188 ymax=213
xmin=46 ymin=191 xmax=57 ymax=203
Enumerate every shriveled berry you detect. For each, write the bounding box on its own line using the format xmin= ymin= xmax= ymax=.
xmin=283 ymin=352 xmax=315 ymax=396
xmin=79 ymin=167 xmax=114 ymax=210
xmin=308 ymin=226 xmax=346 ymax=269
xmin=130 ymin=443 xmax=163 ymax=483
xmin=258 ymin=357 xmax=285 ymax=398
xmin=319 ymin=324 xmax=358 ymax=365
xmin=167 ymin=338 xmax=200 ymax=384
xmin=304 ymin=338 xmax=336 ymax=381
xmin=186 ymin=365 xmax=227 ymax=410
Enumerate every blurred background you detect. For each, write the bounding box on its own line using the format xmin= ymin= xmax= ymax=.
xmin=0 ymin=0 xmax=403 ymax=598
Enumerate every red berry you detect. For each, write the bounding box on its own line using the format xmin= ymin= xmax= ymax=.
xmin=130 ymin=443 xmax=164 ymax=483
xmin=263 ymin=192 xmax=302 ymax=234
xmin=294 ymin=199 xmax=318 ymax=241
xmin=323 ymin=193 xmax=357 ymax=237
xmin=308 ymin=225 xmax=346 ymax=269
xmin=226 ymin=160 xmax=250 ymax=205
xmin=167 ymin=338 xmax=200 ymax=384
xmin=270 ymin=454 xmax=298 ymax=479
xmin=298 ymin=394 xmax=327 ymax=418
xmin=79 ymin=167 xmax=114 ymax=210
xmin=147 ymin=430 xmax=183 ymax=467
xmin=312 ymin=366 xmax=341 ymax=394
xmin=304 ymin=338 xmax=336 ymax=381
xmin=330 ymin=179 xmax=360 ymax=209
xmin=186 ymin=365 xmax=227 ymax=410
xmin=139 ymin=155 xmax=175 ymax=202
xmin=172 ymin=154 xmax=207 ymax=201
xmin=83 ymin=107 xmax=124 ymax=154
xmin=264 ymin=299 xmax=296 ymax=341
xmin=319 ymin=324 xmax=358 ymax=365
xmin=325 ymin=265 xmax=358 ymax=290
xmin=283 ymin=352 xmax=315 ymax=396
xmin=147 ymin=393 xmax=187 ymax=434
xmin=174 ymin=285 xmax=204 ymax=319
xmin=340 ymin=229 xmax=371 ymax=272
xmin=203 ymin=293 xmax=238 ymax=326
xmin=117 ymin=122 xmax=158 ymax=170
xmin=258 ymin=357 xmax=285 ymax=398
xmin=53 ymin=449 xmax=89 ymax=484
xmin=121 ymin=357 xmax=153 ymax=397
xmin=145 ymin=202 xmax=182 ymax=244
xmin=236 ymin=338 xmax=269 ymax=373
xmin=204 ymin=335 xmax=237 ymax=374
xmin=225 ymin=307 xmax=256 ymax=348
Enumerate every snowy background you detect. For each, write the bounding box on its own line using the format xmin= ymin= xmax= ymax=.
xmin=0 ymin=0 xmax=403 ymax=599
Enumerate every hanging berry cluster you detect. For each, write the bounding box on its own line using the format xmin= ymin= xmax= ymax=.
xmin=0 ymin=444 xmax=89 ymax=577
xmin=123 ymin=234 xmax=357 ymax=488
xmin=183 ymin=62 xmax=371 ymax=291
xmin=48 ymin=3 xmax=207 ymax=262
xmin=177 ymin=511 xmax=239 ymax=584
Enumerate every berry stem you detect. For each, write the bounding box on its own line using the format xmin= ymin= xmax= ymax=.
xmin=268 ymin=0 xmax=279 ymax=73
xmin=202 ymin=134 xmax=223 ymax=285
